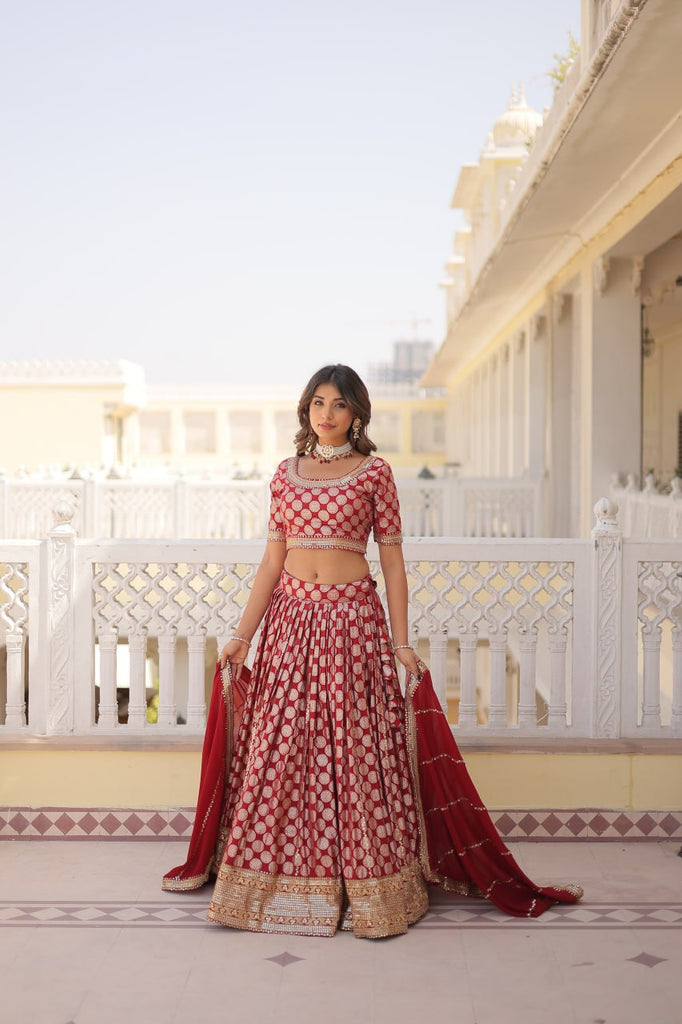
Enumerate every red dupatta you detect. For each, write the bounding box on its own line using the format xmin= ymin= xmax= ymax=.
xmin=404 ymin=664 xmax=583 ymax=917
xmin=162 ymin=663 xmax=249 ymax=891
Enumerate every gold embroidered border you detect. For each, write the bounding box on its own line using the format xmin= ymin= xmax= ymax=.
xmin=207 ymin=860 xmax=428 ymax=939
xmin=375 ymin=533 xmax=403 ymax=546
xmin=162 ymin=861 xmax=213 ymax=892
xmin=425 ymin=797 xmax=486 ymax=816
xmin=420 ymin=752 xmax=464 ymax=767
xmin=285 ymin=537 xmax=367 ymax=554
xmin=208 ymin=865 xmax=344 ymax=936
xmin=344 ymin=859 xmax=428 ymax=939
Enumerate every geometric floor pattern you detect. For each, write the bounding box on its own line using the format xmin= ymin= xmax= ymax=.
xmin=1 ymin=899 xmax=681 ymax=929
xmin=2 ymin=841 xmax=681 ymax=1024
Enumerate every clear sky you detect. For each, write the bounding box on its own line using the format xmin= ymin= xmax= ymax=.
xmin=1 ymin=0 xmax=579 ymax=390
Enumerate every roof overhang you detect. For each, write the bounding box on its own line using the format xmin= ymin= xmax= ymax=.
xmin=424 ymin=0 xmax=682 ymax=387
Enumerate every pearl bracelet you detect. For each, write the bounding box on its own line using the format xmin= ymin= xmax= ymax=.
xmin=230 ymin=635 xmax=251 ymax=647
xmin=392 ymin=644 xmax=412 ymax=652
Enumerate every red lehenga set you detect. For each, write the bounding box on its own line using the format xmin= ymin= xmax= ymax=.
xmin=163 ymin=456 xmax=582 ymax=937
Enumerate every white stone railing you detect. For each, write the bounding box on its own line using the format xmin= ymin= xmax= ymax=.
xmin=611 ymin=477 xmax=682 ymax=539
xmin=0 ymin=475 xmax=270 ymax=541
xmin=1 ymin=499 xmax=680 ymax=741
xmin=397 ymin=477 xmax=544 ymax=538
xmin=0 ymin=473 xmax=544 ymax=540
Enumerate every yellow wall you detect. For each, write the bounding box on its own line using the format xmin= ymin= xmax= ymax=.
xmin=373 ymin=395 xmax=448 ymax=472
xmin=0 ymin=385 xmax=132 ymax=473
xmin=1 ymin=748 xmax=679 ymax=811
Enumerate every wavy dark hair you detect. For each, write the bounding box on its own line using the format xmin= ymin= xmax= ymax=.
xmin=294 ymin=364 xmax=377 ymax=456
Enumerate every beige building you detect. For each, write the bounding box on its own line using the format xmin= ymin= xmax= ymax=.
xmin=0 ymin=361 xmax=146 ymax=474
xmin=426 ymin=0 xmax=682 ymax=536
xmin=0 ymin=361 xmax=446 ymax=478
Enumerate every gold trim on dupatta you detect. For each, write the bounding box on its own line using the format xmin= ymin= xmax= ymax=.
xmin=161 ymin=665 xmax=235 ymax=894
xmin=404 ymin=661 xmax=484 ymax=899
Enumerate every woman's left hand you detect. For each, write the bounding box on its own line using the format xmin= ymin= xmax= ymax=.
xmin=393 ymin=646 xmax=422 ymax=679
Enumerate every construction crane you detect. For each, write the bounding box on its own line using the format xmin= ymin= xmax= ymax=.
xmin=389 ymin=315 xmax=433 ymax=341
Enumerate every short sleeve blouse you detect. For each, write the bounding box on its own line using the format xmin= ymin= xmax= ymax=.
xmin=267 ymin=456 xmax=402 ymax=554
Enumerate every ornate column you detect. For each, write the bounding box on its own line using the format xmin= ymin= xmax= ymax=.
xmin=427 ymin=630 xmax=449 ymax=716
xmin=457 ymin=632 xmax=478 ymax=728
xmin=580 ymin=256 xmax=641 ymax=533
xmin=4 ymin=631 xmax=26 ymax=728
xmin=47 ymin=502 xmax=77 ymax=734
xmin=591 ymin=497 xmax=623 ymax=738
xmin=186 ymin=632 xmax=208 ymax=728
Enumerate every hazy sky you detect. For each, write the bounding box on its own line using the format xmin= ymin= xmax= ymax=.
xmin=2 ymin=1 xmax=579 ymax=390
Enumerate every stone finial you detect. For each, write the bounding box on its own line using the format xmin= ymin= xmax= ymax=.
xmin=592 ymin=497 xmax=620 ymax=535
xmin=625 ymin=473 xmax=638 ymax=492
xmin=52 ymin=501 xmax=76 ymax=529
xmin=644 ymin=471 xmax=657 ymax=494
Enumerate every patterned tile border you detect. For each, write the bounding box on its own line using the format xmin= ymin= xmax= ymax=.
xmin=0 ymin=808 xmax=194 ymax=840
xmin=1 ymin=807 xmax=681 ymax=841
xmin=0 ymin=899 xmax=680 ymax=930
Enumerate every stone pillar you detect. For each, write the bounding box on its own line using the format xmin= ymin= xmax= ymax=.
xmin=499 ymin=344 xmax=511 ymax=476
xmin=549 ymin=293 xmax=575 ymax=536
xmin=591 ymin=497 xmax=623 ymax=738
xmin=47 ymin=502 xmax=77 ymax=734
xmin=482 ymin=363 xmax=491 ymax=475
xmin=512 ymin=330 xmax=527 ymax=475
xmin=170 ymin=407 xmax=185 ymax=464
xmin=491 ymin=353 xmax=501 ymax=475
xmin=528 ymin=312 xmax=548 ymax=479
xmin=473 ymin=371 xmax=482 ymax=472
xmin=577 ymin=258 xmax=642 ymax=534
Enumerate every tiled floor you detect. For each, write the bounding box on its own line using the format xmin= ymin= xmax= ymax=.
xmin=1 ymin=840 xmax=681 ymax=1024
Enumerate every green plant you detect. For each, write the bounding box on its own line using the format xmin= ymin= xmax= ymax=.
xmin=547 ymin=30 xmax=580 ymax=90
xmin=146 ymin=691 xmax=159 ymax=724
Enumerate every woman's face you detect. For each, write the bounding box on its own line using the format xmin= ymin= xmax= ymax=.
xmin=309 ymin=381 xmax=354 ymax=447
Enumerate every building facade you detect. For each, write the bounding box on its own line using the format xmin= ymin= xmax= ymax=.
xmin=0 ymin=360 xmax=447 ymax=479
xmin=426 ymin=0 xmax=682 ymax=536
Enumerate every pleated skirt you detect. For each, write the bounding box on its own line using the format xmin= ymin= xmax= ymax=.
xmin=207 ymin=570 xmax=429 ymax=938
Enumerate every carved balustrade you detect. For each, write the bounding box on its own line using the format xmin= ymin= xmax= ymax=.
xmin=1 ymin=499 xmax=680 ymax=742
xmin=0 ymin=474 xmax=544 ymax=540
xmin=611 ymin=480 xmax=682 ymax=539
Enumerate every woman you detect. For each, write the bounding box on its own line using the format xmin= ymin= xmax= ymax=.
xmin=163 ymin=364 xmax=582 ymax=937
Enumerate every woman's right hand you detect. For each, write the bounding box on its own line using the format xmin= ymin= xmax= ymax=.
xmin=219 ymin=638 xmax=251 ymax=679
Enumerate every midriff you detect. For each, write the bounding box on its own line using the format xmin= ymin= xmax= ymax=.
xmin=284 ymin=547 xmax=369 ymax=584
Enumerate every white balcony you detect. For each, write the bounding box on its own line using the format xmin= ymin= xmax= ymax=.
xmin=0 ymin=471 xmax=545 ymax=541
xmin=612 ymin=476 xmax=682 ymax=539
xmin=1 ymin=499 xmax=680 ymax=744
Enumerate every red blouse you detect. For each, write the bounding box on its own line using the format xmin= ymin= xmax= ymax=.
xmin=267 ymin=456 xmax=403 ymax=554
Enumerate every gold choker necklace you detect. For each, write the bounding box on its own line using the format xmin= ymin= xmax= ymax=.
xmin=312 ymin=441 xmax=353 ymax=463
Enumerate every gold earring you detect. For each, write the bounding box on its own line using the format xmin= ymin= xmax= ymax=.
xmin=352 ymin=417 xmax=361 ymax=441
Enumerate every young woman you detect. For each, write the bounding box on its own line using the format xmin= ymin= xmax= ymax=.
xmin=163 ymin=364 xmax=582 ymax=937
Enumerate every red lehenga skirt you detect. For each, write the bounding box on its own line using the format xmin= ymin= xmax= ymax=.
xmin=162 ymin=570 xmax=582 ymax=937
